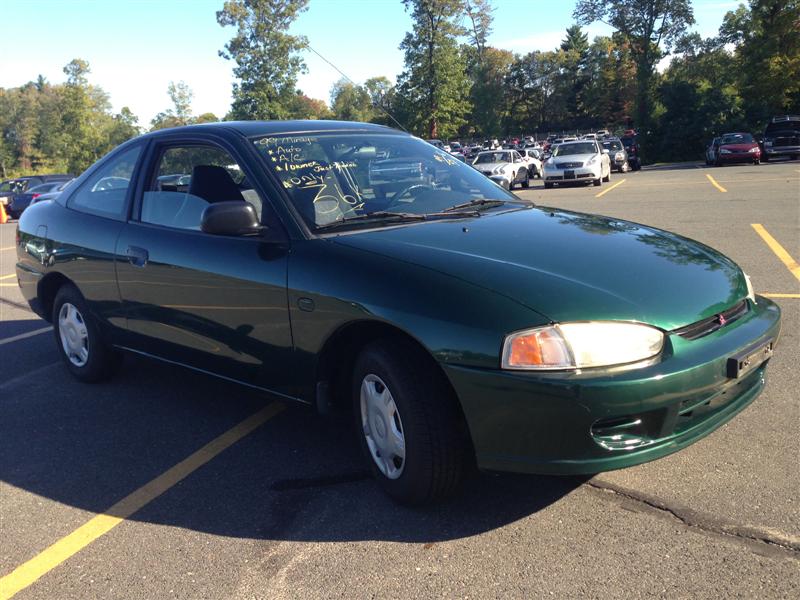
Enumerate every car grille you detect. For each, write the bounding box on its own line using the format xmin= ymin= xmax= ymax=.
xmin=774 ymin=136 xmax=799 ymax=147
xmin=556 ymin=161 xmax=583 ymax=169
xmin=671 ymin=300 xmax=749 ymax=341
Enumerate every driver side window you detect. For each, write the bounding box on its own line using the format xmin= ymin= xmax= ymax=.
xmin=141 ymin=145 xmax=263 ymax=230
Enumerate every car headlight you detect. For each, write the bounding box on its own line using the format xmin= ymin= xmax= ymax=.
xmin=502 ymin=322 xmax=664 ymax=370
xmin=744 ymin=272 xmax=756 ymax=304
xmin=585 ymin=155 xmax=598 ymax=166
xmin=615 ymin=152 xmax=625 ymax=160
xmin=720 ymin=148 xmax=732 ymax=154
xmin=748 ymin=147 xmax=759 ymax=153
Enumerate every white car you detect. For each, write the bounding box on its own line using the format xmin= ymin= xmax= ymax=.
xmin=472 ymin=150 xmax=531 ymax=190
xmin=543 ymin=140 xmax=611 ymax=188
xmin=520 ymin=148 xmax=543 ymax=178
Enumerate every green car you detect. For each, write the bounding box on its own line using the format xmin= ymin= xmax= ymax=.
xmin=15 ymin=121 xmax=781 ymax=504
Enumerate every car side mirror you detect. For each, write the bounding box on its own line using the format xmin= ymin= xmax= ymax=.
xmin=201 ymin=201 xmax=263 ymax=236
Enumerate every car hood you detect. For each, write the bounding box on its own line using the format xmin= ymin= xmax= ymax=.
xmin=332 ymin=207 xmax=748 ymax=331
xmin=550 ymin=153 xmax=595 ymax=164
xmin=473 ymin=162 xmax=512 ymax=171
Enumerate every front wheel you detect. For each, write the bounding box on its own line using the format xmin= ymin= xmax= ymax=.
xmin=53 ymin=284 xmax=121 ymax=382
xmin=593 ymin=177 xmax=601 ymax=187
xmin=521 ymin=171 xmax=530 ymax=188
xmin=353 ymin=339 xmax=469 ymax=505
xmin=602 ymin=169 xmax=610 ymax=183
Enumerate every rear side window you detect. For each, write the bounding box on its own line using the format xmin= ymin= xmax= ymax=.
xmin=67 ymin=145 xmax=142 ymax=220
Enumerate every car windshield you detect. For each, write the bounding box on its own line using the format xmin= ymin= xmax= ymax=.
xmin=474 ymin=151 xmax=511 ymax=164
xmin=721 ymin=133 xmax=753 ymax=144
xmin=252 ymin=133 xmax=515 ymax=230
xmin=602 ymin=141 xmax=623 ymax=152
xmin=765 ymin=121 xmax=800 ymax=135
xmin=553 ymin=142 xmax=597 ymax=156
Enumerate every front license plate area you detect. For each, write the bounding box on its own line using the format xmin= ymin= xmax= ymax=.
xmin=564 ymin=170 xmax=575 ymax=179
xmin=726 ymin=339 xmax=774 ymax=378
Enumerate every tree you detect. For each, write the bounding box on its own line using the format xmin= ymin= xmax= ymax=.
xmin=150 ymin=81 xmax=195 ymax=130
xmin=217 ymin=0 xmax=309 ymax=120
xmin=396 ymin=0 xmax=471 ymax=138
xmin=719 ymin=0 xmax=800 ymax=125
xmin=330 ymin=79 xmax=373 ymax=121
xmin=288 ymin=92 xmax=332 ymax=120
xmin=574 ymin=0 xmax=694 ymax=135
xmin=559 ymin=25 xmax=591 ymax=126
xmin=465 ymin=0 xmax=494 ymax=61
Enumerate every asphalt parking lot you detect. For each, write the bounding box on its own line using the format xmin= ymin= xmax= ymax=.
xmin=1 ymin=159 xmax=798 ymax=599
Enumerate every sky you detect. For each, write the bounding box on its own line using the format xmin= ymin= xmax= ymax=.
xmin=0 ymin=0 xmax=742 ymax=126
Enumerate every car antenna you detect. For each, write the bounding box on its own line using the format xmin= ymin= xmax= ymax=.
xmin=305 ymin=44 xmax=408 ymax=133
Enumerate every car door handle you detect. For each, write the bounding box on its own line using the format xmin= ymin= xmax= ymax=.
xmin=126 ymin=246 xmax=149 ymax=268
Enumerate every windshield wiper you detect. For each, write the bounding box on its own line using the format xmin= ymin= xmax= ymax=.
xmin=441 ymin=198 xmax=508 ymax=213
xmin=315 ymin=211 xmax=427 ymax=230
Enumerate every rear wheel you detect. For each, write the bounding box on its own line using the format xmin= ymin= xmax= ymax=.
xmin=521 ymin=170 xmax=530 ymax=188
xmin=353 ymin=339 xmax=469 ymax=505
xmin=53 ymin=284 xmax=120 ymax=382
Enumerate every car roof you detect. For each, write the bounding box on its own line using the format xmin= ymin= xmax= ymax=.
xmin=142 ymin=120 xmax=399 ymax=140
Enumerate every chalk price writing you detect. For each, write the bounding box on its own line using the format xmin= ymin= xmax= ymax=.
xmin=256 ymin=136 xmax=318 ymax=147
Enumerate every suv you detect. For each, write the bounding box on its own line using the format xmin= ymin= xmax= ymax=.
xmin=0 ymin=174 xmax=73 ymax=207
xmin=762 ymin=116 xmax=800 ymax=161
xmin=620 ymin=133 xmax=642 ymax=171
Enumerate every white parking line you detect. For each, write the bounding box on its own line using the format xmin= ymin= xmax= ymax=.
xmin=0 ymin=326 xmax=52 ymax=346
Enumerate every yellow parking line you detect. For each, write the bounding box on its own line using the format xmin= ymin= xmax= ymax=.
xmin=0 ymin=274 xmax=15 ymax=280
xmin=595 ymin=178 xmax=626 ymax=198
xmin=0 ymin=402 xmax=284 ymax=600
xmin=705 ymin=174 xmax=727 ymax=192
xmin=751 ymin=224 xmax=800 ymax=282
xmin=761 ymin=293 xmax=800 ymax=298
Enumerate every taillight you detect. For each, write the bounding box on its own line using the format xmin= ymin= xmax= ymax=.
xmin=31 ymin=193 xmax=41 ymax=200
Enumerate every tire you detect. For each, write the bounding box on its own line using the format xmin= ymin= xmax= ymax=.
xmin=544 ymin=182 xmax=553 ymax=189
xmin=754 ymin=159 xmax=760 ymax=165
xmin=52 ymin=283 xmax=121 ymax=382
xmin=593 ymin=177 xmax=601 ymax=187
xmin=602 ymin=169 xmax=610 ymax=183
xmin=521 ymin=171 xmax=530 ymax=188
xmin=353 ymin=338 xmax=469 ymax=505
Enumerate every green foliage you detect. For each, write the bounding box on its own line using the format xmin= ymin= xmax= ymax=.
xmin=217 ymin=0 xmax=309 ymax=120
xmin=396 ymin=0 xmax=471 ymax=139
xmin=574 ymin=0 xmax=695 ymax=136
xmin=0 ymin=59 xmax=140 ymax=178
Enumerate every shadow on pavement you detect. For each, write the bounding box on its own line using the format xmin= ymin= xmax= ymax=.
xmin=0 ymin=332 xmax=585 ymax=543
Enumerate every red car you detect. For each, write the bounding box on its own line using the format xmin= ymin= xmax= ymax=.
xmin=715 ymin=132 xmax=761 ymax=166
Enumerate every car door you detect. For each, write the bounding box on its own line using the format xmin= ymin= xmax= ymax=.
xmin=114 ymin=136 xmax=296 ymax=397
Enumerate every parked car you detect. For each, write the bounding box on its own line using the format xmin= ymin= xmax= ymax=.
xmin=705 ymin=137 xmax=721 ymax=166
xmin=425 ymin=139 xmax=445 ymax=151
xmin=596 ymin=129 xmax=611 ymax=139
xmin=7 ymin=181 xmax=64 ymax=219
xmin=15 ymin=121 xmax=781 ymax=505
xmin=714 ymin=132 xmax=761 ymax=166
xmin=620 ymin=134 xmax=642 ymax=170
xmin=761 ymin=115 xmax=800 ymax=161
xmin=521 ymin=148 xmax=543 ymax=178
xmin=28 ymin=179 xmax=73 ymax=207
xmin=472 ymin=149 xmax=530 ymax=189
xmin=601 ymin=138 xmax=629 ymax=172
xmin=0 ymin=174 xmax=73 ymax=206
xmin=543 ymin=140 xmax=611 ymax=188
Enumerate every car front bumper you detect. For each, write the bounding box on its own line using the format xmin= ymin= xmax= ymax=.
xmin=718 ymin=152 xmax=760 ymax=163
xmin=443 ymin=296 xmax=781 ymax=475
xmin=764 ymin=145 xmax=800 ymax=157
xmin=543 ymin=163 xmax=601 ymax=184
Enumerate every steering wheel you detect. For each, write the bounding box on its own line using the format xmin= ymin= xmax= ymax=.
xmin=386 ymin=183 xmax=434 ymax=210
